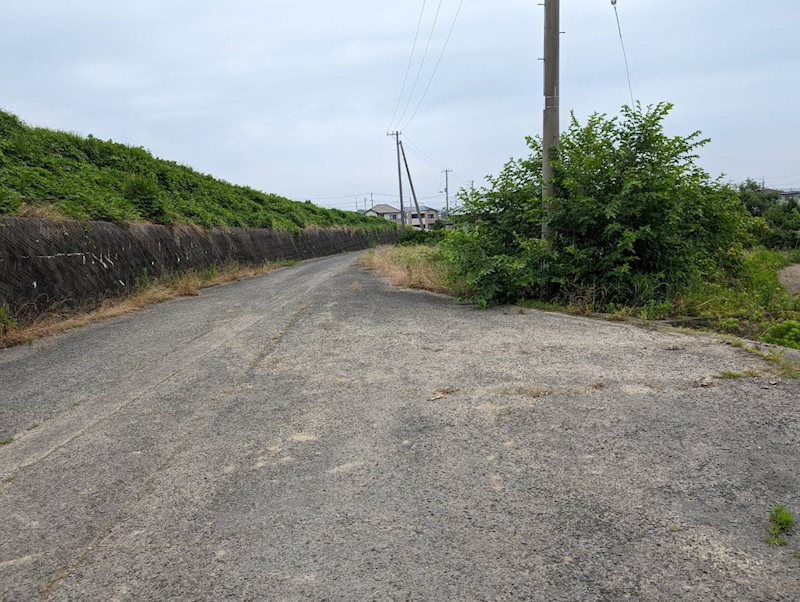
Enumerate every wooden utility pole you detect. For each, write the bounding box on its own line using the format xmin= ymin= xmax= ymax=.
xmin=442 ymin=169 xmax=452 ymax=213
xmin=541 ymin=0 xmax=560 ymax=241
xmin=399 ymin=141 xmax=425 ymax=232
xmin=388 ymin=131 xmax=405 ymax=226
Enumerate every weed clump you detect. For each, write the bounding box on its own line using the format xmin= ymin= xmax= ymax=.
xmin=766 ymin=504 xmax=795 ymax=546
xmin=762 ymin=320 xmax=800 ymax=350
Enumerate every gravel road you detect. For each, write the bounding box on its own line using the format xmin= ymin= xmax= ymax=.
xmin=779 ymin=263 xmax=800 ymax=295
xmin=1 ymin=252 xmax=799 ymax=600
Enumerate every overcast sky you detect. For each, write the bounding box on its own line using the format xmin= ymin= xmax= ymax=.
xmin=2 ymin=1 xmax=799 ymax=211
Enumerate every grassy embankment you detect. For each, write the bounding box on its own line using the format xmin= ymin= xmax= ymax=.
xmin=0 ymin=110 xmax=392 ymax=233
xmin=361 ymin=244 xmax=800 ymax=370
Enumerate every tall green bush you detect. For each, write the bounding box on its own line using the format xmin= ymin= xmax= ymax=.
xmin=443 ymin=103 xmax=754 ymax=307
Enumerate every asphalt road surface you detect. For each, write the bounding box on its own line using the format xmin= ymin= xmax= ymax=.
xmin=1 ymin=252 xmax=799 ymax=600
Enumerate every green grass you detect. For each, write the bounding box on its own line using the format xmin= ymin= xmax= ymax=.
xmin=0 ymin=437 xmax=14 ymax=445
xmin=0 ymin=110 xmax=395 ymax=234
xmin=766 ymin=504 xmax=795 ymax=546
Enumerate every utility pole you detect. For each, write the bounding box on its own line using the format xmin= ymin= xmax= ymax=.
xmin=370 ymin=192 xmax=374 ymax=208
xmin=399 ymin=141 xmax=425 ymax=232
xmin=442 ymin=169 xmax=453 ymax=212
xmin=541 ymin=0 xmax=560 ymax=241
xmin=388 ymin=131 xmax=405 ymax=226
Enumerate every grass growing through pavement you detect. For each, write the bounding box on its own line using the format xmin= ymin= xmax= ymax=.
xmin=0 ymin=260 xmax=296 ymax=349
xmin=766 ymin=505 xmax=795 ymax=546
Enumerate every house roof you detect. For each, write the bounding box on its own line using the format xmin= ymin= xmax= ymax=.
xmin=404 ymin=206 xmax=439 ymax=213
xmin=366 ymin=203 xmax=400 ymax=214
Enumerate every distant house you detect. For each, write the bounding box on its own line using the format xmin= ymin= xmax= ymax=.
xmin=780 ymin=190 xmax=800 ymax=203
xmin=365 ymin=204 xmax=402 ymax=222
xmin=404 ymin=206 xmax=440 ymax=230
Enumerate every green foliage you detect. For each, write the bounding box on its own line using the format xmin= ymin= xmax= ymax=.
xmin=124 ymin=173 xmax=167 ymax=222
xmin=767 ymin=505 xmax=795 ymax=546
xmin=739 ymin=179 xmax=780 ymax=216
xmin=762 ymin=320 xmax=800 ymax=350
xmin=443 ymin=103 xmax=753 ymax=307
xmin=0 ymin=306 xmax=16 ymax=329
xmin=762 ymin=199 xmax=800 ymax=249
xmin=397 ymin=227 xmax=446 ymax=246
xmin=0 ymin=110 xmax=394 ymax=233
xmin=738 ymin=179 xmax=800 ymax=249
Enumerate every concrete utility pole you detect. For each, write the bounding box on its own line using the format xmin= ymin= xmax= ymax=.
xmin=541 ymin=0 xmax=560 ymax=241
xmin=388 ymin=131 xmax=405 ymax=226
xmin=442 ymin=169 xmax=453 ymax=213
xmin=399 ymin=141 xmax=425 ymax=232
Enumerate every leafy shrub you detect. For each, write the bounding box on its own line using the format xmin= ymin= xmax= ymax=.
xmin=443 ymin=103 xmax=754 ymax=307
xmin=738 ymin=180 xmax=800 ymax=249
xmin=0 ymin=186 xmax=22 ymax=213
xmin=124 ymin=174 xmax=166 ymax=222
xmin=762 ymin=320 xmax=800 ymax=350
xmin=397 ymin=227 xmax=446 ymax=246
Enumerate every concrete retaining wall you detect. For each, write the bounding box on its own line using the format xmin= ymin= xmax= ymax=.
xmin=0 ymin=217 xmax=396 ymax=319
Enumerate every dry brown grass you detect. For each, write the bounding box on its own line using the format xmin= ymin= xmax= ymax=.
xmin=0 ymin=260 xmax=293 ymax=349
xmin=360 ymin=245 xmax=452 ymax=295
xmin=15 ymin=203 xmax=71 ymax=221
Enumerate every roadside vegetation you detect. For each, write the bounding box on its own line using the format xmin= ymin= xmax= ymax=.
xmin=368 ymin=103 xmax=800 ymax=353
xmin=766 ymin=504 xmax=795 ymax=547
xmin=0 ymin=260 xmax=295 ymax=349
xmin=0 ymin=110 xmax=393 ymax=233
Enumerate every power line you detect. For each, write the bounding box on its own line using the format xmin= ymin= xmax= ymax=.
xmin=387 ymin=1 xmax=427 ymax=132
xmin=396 ymin=0 xmax=445 ymax=126
xmin=402 ymin=0 xmax=465 ymax=129
xmin=403 ymin=135 xmax=446 ymax=169
xmin=611 ymin=0 xmax=635 ymax=108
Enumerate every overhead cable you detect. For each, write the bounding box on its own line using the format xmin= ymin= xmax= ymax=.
xmin=387 ymin=0 xmax=427 ymax=132
xmin=611 ymin=0 xmax=635 ymax=108
xmin=402 ymin=0 xmax=464 ymax=129
xmin=396 ymin=0 xmax=445 ymax=126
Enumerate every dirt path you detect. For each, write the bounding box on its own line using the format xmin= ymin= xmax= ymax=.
xmin=779 ymin=263 xmax=800 ymax=295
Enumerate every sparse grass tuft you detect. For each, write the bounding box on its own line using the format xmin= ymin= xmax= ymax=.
xmin=0 ymin=437 xmax=14 ymax=446
xmin=718 ymin=371 xmax=744 ymax=379
xmin=172 ymin=272 xmax=201 ymax=297
xmin=766 ymin=504 xmax=795 ymax=546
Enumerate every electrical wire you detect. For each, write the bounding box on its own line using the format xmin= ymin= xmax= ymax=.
xmin=402 ymin=0 xmax=464 ymax=129
xmin=612 ymin=2 xmax=635 ymax=108
xmin=403 ymin=135 xmax=446 ymax=169
xmin=386 ymin=0 xmax=427 ymax=132
xmin=396 ymin=0 xmax=445 ymax=127
xmin=403 ymin=142 xmax=446 ymax=171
